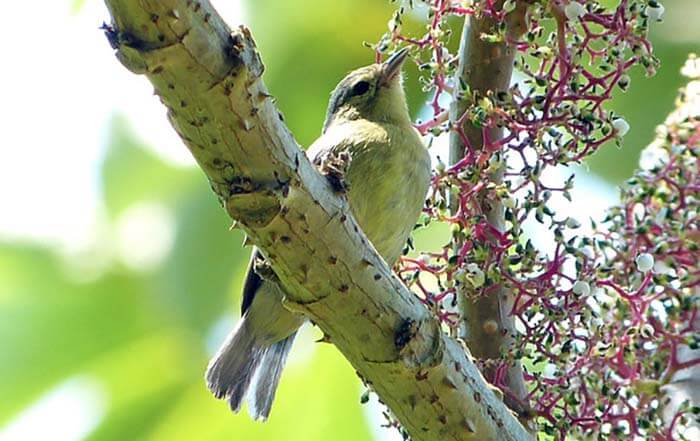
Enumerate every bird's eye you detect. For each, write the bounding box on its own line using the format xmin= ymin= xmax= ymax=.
xmin=351 ymin=81 xmax=370 ymax=96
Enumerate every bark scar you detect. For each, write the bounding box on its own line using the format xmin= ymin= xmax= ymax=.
xmin=395 ymin=318 xmax=418 ymax=351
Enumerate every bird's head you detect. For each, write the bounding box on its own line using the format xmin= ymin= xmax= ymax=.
xmin=323 ymin=49 xmax=411 ymax=132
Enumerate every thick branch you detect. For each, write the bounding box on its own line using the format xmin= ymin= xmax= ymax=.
xmin=448 ymin=2 xmax=530 ymax=416
xmin=103 ymin=1 xmax=531 ymax=440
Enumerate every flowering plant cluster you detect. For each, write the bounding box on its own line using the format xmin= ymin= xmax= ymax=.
xmin=371 ymin=0 xmax=698 ymax=439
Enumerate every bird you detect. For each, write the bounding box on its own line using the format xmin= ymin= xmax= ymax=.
xmin=205 ymin=48 xmax=431 ymax=421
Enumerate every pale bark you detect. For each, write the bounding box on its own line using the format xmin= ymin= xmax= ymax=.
xmin=103 ymin=1 xmax=532 ymax=440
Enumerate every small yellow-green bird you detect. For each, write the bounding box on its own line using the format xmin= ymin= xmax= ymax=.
xmin=205 ymin=49 xmax=431 ymax=420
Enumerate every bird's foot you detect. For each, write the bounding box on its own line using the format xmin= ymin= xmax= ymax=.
xmin=319 ymin=151 xmax=350 ymax=193
xmin=253 ymin=254 xmax=278 ymax=282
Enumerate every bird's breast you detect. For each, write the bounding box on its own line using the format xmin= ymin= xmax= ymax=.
xmin=343 ymin=125 xmax=431 ymax=266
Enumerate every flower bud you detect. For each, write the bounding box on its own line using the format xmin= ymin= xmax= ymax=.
xmin=469 ymin=269 xmax=485 ymax=288
xmin=465 ymin=263 xmax=485 ymax=288
xmin=503 ymin=0 xmax=516 ymax=14
xmin=572 ymin=281 xmax=591 ymax=296
xmin=503 ymin=196 xmax=516 ymax=209
xmin=566 ymin=217 xmax=581 ymax=229
xmin=435 ymin=159 xmax=446 ymax=174
xmin=617 ymin=74 xmax=631 ymax=91
xmin=646 ymin=3 xmax=665 ymax=21
xmin=564 ymin=1 xmax=586 ymax=21
xmin=612 ymin=118 xmax=630 ymax=137
xmin=640 ymin=324 xmax=655 ymax=338
xmin=635 ymin=253 xmax=654 ymax=273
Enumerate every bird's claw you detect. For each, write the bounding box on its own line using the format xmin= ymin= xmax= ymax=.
xmin=319 ymin=151 xmax=350 ymax=193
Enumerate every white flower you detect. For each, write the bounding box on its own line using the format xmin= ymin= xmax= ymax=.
xmin=671 ymin=144 xmax=685 ymax=155
xmin=680 ymin=55 xmax=700 ymax=79
xmin=654 ymin=207 xmax=668 ymax=225
xmin=640 ymin=324 xmax=655 ymax=338
xmin=564 ymin=1 xmax=586 ymax=21
xmin=639 ymin=141 xmax=670 ymax=170
xmin=582 ymin=247 xmax=595 ymax=260
xmin=469 ymin=269 xmax=485 ymax=288
xmin=573 ymin=281 xmax=591 ymax=296
xmin=646 ymin=3 xmax=665 ymax=21
xmin=653 ymin=260 xmax=673 ymax=275
xmin=465 ymin=263 xmax=485 ymax=288
xmin=612 ymin=118 xmax=630 ymax=137
xmin=636 ymin=253 xmax=654 ymax=273
xmin=503 ymin=0 xmax=517 ymax=13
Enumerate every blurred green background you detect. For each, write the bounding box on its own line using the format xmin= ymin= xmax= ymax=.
xmin=0 ymin=1 xmax=697 ymax=440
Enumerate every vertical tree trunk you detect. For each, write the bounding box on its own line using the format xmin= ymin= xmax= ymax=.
xmin=448 ymin=2 xmax=531 ymax=418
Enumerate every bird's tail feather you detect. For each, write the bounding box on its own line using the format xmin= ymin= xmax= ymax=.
xmin=205 ymin=319 xmax=264 ymax=413
xmin=248 ymin=332 xmax=297 ymax=421
xmin=205 ymin=319 xmax=296 ymax=419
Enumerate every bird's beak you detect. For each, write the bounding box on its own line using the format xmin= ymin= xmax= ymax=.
xmin=380 ymin=48 xmax=409 ymax=86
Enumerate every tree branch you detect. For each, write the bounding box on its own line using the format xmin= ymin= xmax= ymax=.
xmin=448 ymin=1 xmax=530 ymax=418
xmin=102 ymin=1 xmax=532 ymax=439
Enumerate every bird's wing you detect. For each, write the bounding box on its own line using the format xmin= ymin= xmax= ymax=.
xmin=240 ymin=249 xmax=263 ymax=315
xmin=238 ymin=132 xmax=350 ymax=316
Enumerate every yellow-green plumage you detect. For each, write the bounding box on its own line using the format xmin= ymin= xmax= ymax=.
xmin=206 ymin=49 xmax=431 ymax=420
xmin=309 ymin=119 xmax=429 ymax=264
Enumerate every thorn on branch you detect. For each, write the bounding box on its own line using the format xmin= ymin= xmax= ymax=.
xmin=316 ymin=333 xmax=332 ymax=344
xmin=462 ymin=418 xmax=475 ymax=433
xmin=442 ymin=376 xmax=457 ymax=390
xmin=257 ymin=91 xmax=275 ymax=102
xmin=407 ymin=394 xmax=417 ymax=410
xmin=241 ymin=119 xmax=255 ymax=131
xmin=100 ymin=22 xmax=119 ymax=49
